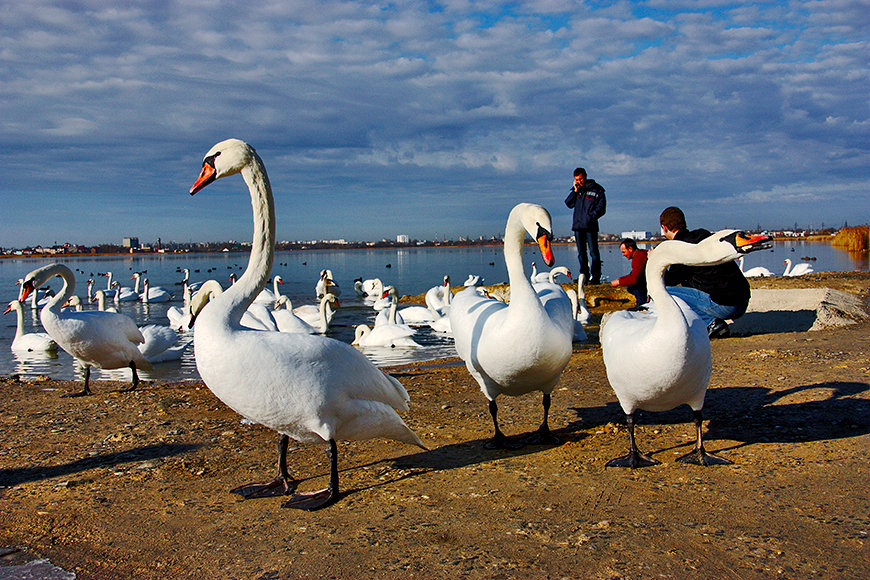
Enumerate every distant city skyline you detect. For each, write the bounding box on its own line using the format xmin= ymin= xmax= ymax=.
xmin=2 ymin=2 xmax=867 ymax=247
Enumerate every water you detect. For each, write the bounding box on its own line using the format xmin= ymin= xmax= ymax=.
xmin=1 ymin=241 xmax=866 ymax=383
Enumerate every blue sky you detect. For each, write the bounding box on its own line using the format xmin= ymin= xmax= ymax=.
xmin=1 ymin=0 xmax=868 ymax=247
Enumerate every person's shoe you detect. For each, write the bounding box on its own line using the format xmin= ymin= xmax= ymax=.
xmin=707 ymin=318 xmax=730 ymax=339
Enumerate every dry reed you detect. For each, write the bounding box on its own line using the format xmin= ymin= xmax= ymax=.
xmin=831 ymin=226 xmax=869 ymax=252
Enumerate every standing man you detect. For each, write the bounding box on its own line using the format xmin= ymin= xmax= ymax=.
xmin=611 ymin=238 xmax=648 ymax=309
xmin=565 ymin=167 xmax=606 ymax=284
xmin=659 ymin=206 xmax=750 ymax=338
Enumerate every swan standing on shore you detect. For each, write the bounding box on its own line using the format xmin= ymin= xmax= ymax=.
xmin=5 ymin=300 xmax=58 ymax=352
xmin=601 ymin=230 xmax=771 ymax=468
xmin=449 ymin=203 xmax=573 ymax=449
xmin=425 ymin=275 xmax=452 ymax=317
xmin=18 ymin=264 xmax=151 ymax=397
xmin=188 ymin=138 xmax=424 ymax=510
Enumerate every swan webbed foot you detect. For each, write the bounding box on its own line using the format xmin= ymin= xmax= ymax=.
xmin=606 ymin=449 xmax=660 ymax=468
xmin=230 ymin=476 xmax=298 ymax=499
xmin=61 ymin=389 xmax=91 ymax=398
xmin=281 ymin=488 xmax=340 ymax=511
xmin=675 ymin=448 xmax=733 ymax=466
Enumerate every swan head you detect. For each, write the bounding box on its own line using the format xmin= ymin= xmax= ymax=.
xmin=510 ymin=203 xmax=555 ymax=267
xmin=187 ymin=279 xmax=224 ymax=328
xmin=18 ymin=264 xmax=65 ymax=303
xmin=190 ymin=138 xmax=256 ymax=195
xmin=352 ymin=324 xmax=371 ymax=345
xmin=4 ymin=300 xmax=21 ymax=315
xmin=687 ymin=230 xmax=772 ymax=265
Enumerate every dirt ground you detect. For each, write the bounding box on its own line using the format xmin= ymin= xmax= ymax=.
xmin=1 ymin=272 xmax=868 ymax=579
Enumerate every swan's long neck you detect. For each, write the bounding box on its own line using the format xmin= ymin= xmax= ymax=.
xmin=12 ymin=302 xmax=25 ymax=340
xmin=503 ymin=211 xmax=537 ymax=306
xmin=223 ymin=153 xmax=275 ymax=325
xmin=318 ymin=295 xmax=332 ymax=332
xmin=783 ymin=259 xmax=792 ymax=275
xmin=105 ymin=272 xmax=113 ymax=290
xmin=132 ymin=274 xmax=141 ymax=294
xmin=42 ymin=265 xmax=75 ymax=316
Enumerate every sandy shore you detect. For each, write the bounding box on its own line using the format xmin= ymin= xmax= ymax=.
xmin=1 ymin=272 xmax=868 ymax=579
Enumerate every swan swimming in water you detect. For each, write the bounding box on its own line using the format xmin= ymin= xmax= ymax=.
xmin=738 ymin=256 xmax=773 ymax=278
xmin=449 ymin=203 xmax=573 ymax=449
xmin=5 ymin=300 xmax=58 ymax=353
xmin=601 ymin=230 xmax=771 ymax=468
xmin=188 ymin=138 xmax=424 ymax=510
xmin=782 ymin=258 xmax=814 ymax=276
xmin=18 ymin=263 xmax=151 ymax=397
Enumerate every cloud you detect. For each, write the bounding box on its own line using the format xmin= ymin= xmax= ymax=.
xmin=0 ymin=0 xmax=867 ymax=246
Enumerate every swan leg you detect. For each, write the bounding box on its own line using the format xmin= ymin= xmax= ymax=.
xmin=483 ymin=400 xmax=523 ymax=450
xmin=606 ymin=413 xmax=660 ymax=468
xmin=117 ymin=361 xmax=139 ymax=393
xmin=282 ymin=439 xmax=340 ymax=511
xmin=676 ymin=410 xmax=733 ymax=466
xmin=524 ymin=393 xmax=561 ymax=445
xmin=63 ymin=365 xmax=92 ymax=398
xmin=231 ymin=434 xmax=298 ymax=498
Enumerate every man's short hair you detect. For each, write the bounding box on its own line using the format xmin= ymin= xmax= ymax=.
xmin=574 ymin=167 xmax=587 ymax=178
xmin=659 ymin=206 xmax=686 ymax=231
xmin=620 ymin=238 xmax=638 ymax=250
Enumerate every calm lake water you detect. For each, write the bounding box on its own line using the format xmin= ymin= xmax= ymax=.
xmin=2 ymin=240 xmax=866 ymax=383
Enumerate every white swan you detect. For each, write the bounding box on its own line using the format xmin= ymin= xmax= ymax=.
xmin=738 ymin=257 xmax=773 ymax=278
xmin=103 ymin=272 xmax=138 ymax=301
xmin=274 ymin=294 xmax=337 ymax=334
xmin=574 ymin=274 xmax=591 ymax=324
xmin=361 ymin=278 xmax=384 ymax=299
xmin=374 ymin=286 xmax=414 ymax=327
xmin=188 ymin=138 xmax=424 ymax=510
xmin=783 ymin=258 xmax=814 ymax=276
xmin=315 ymin=269 xmax=341 ymax=298
xmin=93 ymin=290 xmax=119 ymax=313
xmin=141 ymin=278 xmax=172 ymax=303
xmin=5 ymin=300 xmax=58 ymax=352
xmin=353 ymin=324 xmax=422 ymax=348
xmin=601 ymin=230 xmax=771 ymax=467
xmin=530 ymin=262 xmax=570 ymax=284
xmin=189 ymin=280 xmax=277 ymax=332
xmin=463 ymin=274 xmax=483 ymax=286
xmin=449 ymin=203 xmax=573 ymax=448
xmin=18 ymin=263 xmax=151 ymax=396
xmin=254 ymin=275 xmax=284 ymax=305
xmin=137 ymin=324 xmax=192 ymax=363
xmin=424 ymin=275 xmax=452 ymax=317
xmin=564 ymin=290 xmax=588 ymax=342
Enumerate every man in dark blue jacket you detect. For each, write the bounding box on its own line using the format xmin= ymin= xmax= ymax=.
xmin=564 ymin=167 xmax=606 ymax=284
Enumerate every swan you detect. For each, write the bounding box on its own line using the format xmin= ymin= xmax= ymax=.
xmin=463 ymin=274 xmax=483 ymax=286
xmin=783 ymin=258 xmax=814 ymax=276
xmin=374 ymin=286 xmax=417 ymax=327
xmin=188 ymin=138 xmax=424 ymax=510
xmin=530 ymin=262 xmax=571 ymax=284
xmin=738 ymin=257 xmax=773 ymax=278
xmin=138 ymin=324 xmax=192 ymax=363
xmin=353 ymin=324 xmax=422 ymax=348
xmin=315 ymin=270 xmax=341 ymax=298
xmin=166 ymin=284 xmax=193 ymax=330
xmin=103 ymin=272 xmax=138 ymax=301
xmin=292 ymin=294 xmax=338 ymax=328
xmin=18 ymin=263 xmax=151 ymax=396
xmin=141 ymin=278 xmax=172 ymax=303
xmin=574 ymin=274 xmax=591 ymax=324
xmin=449 ymin=203 xmax=573 ymax=448
xmin=86 ymin=279 xmax=94 ymax=302
xmin=254 ymin=275 xmax=284 ymax=305
xmin=424 ymin=275 xmax=452 ymax=317
xmin=564 ymin=290 xmax=588 ymax=342
xmin=65 ymin=295 xmax=84 ymax=312
xmin=601 ymin=230 xmax=771 ymax=468
xmin=93 ymin=290 xmax=119 ymax=313
xmin=361 ymin=278 xmax=384 ymax=299
xmin=190 ymin=280 xmax=278 ymax=332
xmin=353 ymin=277 xmax=365 ymax=297
xmin=180 ymin=269 xmax=205 ymax=292
xmin=274 ymin=294 xmax=337 ymax=334
xmin=5 ymin=300 xmax=58 ymax=352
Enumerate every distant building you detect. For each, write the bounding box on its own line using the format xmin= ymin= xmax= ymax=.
xmin=122 ymin=237 xmax=140 ymax=249
xmin=396 ymin=234 xmax=410 ymax=244
xmin=621 ymin=230 xmax=652 ymax=240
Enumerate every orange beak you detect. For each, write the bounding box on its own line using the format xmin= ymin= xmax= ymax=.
xmin=190 ymin=162 xmax=216 ymax=195
xmin=537 ymin=230 xmax=555 ymax=267
xmin=18 ymin=281 xmax=35 ymax=303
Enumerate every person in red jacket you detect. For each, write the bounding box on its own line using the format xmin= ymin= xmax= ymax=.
xmin=610 ymin=238 xmax=648 ymax=309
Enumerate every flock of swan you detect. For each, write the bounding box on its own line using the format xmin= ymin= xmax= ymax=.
xmin=12 ymin=138 xmax=775 ymax=510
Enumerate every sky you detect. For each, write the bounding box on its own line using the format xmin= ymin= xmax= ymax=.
xmin=1 ymin=0 xmax=868 ymax=247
